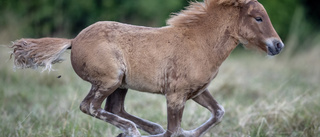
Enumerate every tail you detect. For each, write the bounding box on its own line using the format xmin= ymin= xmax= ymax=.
xmin=10 ymin=37 xmax=72 ymax=71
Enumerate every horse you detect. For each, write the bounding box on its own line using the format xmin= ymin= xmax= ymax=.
xmin=10 ymin=0 xmax=284 ymax=136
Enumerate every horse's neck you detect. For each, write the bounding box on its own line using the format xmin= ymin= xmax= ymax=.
xmin=193 ymin=10 xmax=240 ymax=68
xmin=210 ymin=34 xmax=238 ymax=64
xmin=202 ymin=33 xmax=238 ymax=68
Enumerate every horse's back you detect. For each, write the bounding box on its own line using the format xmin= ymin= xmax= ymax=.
xmin=70 ymin=21 xmax=166 ymax=91
xmin=69 ymin=21 xmax=214 ymax=94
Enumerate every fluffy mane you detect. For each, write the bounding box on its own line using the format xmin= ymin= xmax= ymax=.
xmin=167 ymin=0 xmax=252 ymax=27
xmin=167 ymin=1 xmax=208 ymax=27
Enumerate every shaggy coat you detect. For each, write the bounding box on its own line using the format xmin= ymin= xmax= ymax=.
xmin=11 ymin=0 xmax=284 ymax=136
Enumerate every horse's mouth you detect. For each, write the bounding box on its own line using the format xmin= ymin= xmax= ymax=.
xmin=266 ymin=39 xmax=284 ymax=56
xmin=267 ymin=46 xmax=281 ymax=56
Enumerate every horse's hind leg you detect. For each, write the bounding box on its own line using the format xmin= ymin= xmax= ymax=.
xmin=191 ymin=89 xmax=225 ymax=136
xmin=79 ymin=84 xmax=140 ymax=136
xmin=105 ymin=88 xmax=165 ymax=135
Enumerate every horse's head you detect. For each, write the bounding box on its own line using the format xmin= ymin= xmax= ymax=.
xmin=236 ymin=0 xmax=284 ymax=56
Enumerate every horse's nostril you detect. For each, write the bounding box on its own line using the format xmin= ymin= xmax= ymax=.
xmin=267 ymin=39 xmax=284 ymax=56
xmin=273 ymin=41 xmax=283 ymax=49
xmin=276 ymin=42 xmax=281 ymax=49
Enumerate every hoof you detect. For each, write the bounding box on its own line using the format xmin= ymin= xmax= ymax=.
xmin=117 ymin=133 xmax=124 ymax=137
xmin=116 ymin=133 xmax=140 ymax=137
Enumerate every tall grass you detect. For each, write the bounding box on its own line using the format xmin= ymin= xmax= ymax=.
xmin=1 ymin=10 xmax=320 ymax=137
xmin=1 ymin=45 xmax=319 ymax=137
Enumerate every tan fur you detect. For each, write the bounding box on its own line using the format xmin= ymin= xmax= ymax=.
xmin=218 ymin=0 xmax=252 ymax=6
xmin=167 ymin=0 xmax=253 ymax=27
xmin=11 ymin=38 xmax=71 ymax=71
xmin=167 ymin=2 xmax=207 ymax=27
xmin=11 ymin=0 xmax=283 ymax=136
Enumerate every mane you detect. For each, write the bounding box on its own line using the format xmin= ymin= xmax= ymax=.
xmin=166 ymin=1 xmax=209 ymax=27
xmin=167 ymin=0 xmax=253 ymax=27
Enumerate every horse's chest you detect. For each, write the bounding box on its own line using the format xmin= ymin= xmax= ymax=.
xmin=160 ymin=68 xmax=218 ymax=98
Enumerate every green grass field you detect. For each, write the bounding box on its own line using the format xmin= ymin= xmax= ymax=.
xmin=1 ymin=40 xmax=320 ymax=137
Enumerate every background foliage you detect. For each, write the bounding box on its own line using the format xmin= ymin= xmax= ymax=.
xmin=0 ymin=0 xmax=188 ymax=38
xmin=1 ymin=0 xmax=319 ymax=41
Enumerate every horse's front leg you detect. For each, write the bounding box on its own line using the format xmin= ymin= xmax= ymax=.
xmin=104 ymin=88 xmax=165 ymax=135
xmin=149 ymin=93 xmax=187 ymax=137
xmin=191 ymin=89 xmax=225 ymax=137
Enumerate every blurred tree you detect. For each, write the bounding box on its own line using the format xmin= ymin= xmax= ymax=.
xmin=0 ymin=0 xmax=318 ymax=42
xmin=303 ymin=0 xmax=320 ymax=25
xmin=0 ymin=0 xmax=188 ymax=37
xmin=259 ymin=0 xmax=300 ymax=40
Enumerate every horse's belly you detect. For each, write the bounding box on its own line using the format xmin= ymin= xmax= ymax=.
xmin=122 ymin=78 xmax=162 ymax=94
xmin=119 ymin=66 xmax=162 ymax=94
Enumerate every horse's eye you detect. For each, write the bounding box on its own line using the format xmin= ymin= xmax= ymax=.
xmin=255 ymin=17 xmax=263 ymax=22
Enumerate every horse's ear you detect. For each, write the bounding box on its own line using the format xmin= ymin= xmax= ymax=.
xmin=217 ymin=0 xmax=252 ymax=7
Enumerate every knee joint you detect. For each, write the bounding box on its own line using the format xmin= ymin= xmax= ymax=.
xmin=216 ymin=104 xmax=225 ymax=119
xmin=80 ymin=101 xmax=90 ymax=114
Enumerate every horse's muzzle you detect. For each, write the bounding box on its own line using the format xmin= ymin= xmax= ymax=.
xmin=266 ymin=39 xmax=284 ymax=56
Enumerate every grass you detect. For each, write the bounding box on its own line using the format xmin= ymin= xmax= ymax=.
xmin=1 ymin=43 xmax=319 ymax=137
